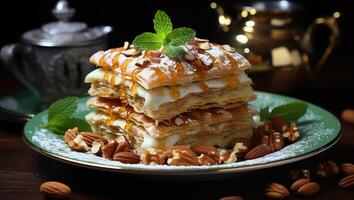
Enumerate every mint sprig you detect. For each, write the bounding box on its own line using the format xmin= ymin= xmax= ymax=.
xmin=132 ymin=32 xmax=164 ymax=50
xmin=133 ymin=10 xmax=196 ymax=59
xmin=153 ymin=10 xmax=173 ymax=36
xmin=260 ymin=102 xmax=308 ymax=122
xmin=46 ymin=97 xmax=91 ymax=134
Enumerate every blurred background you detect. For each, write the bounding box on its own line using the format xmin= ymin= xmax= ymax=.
xmin=0 ymin=0 xmax=353 ymax=119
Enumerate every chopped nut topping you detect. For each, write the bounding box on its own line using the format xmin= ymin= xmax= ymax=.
xmin=199 ymin=42 xmax=211 ymax=50
xmin=123 ymin=41 xmax=129 ymax=50
xmin=222 ymin=44 xmax=235 ymax=52
xmin=122 ymin=49 xmax=140 ymax=56
xmin=136 ymin=58 xmax=150 ymax=67
xmin=194 ymin=37 xmax=209 ymax=42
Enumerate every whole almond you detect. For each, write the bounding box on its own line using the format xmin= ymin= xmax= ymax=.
xmin=290 ymin=178 xmax=310 ymax=191
xmin=340 ymin=163 xmax=354 ymax=175
xmin=40 ymin=181 xmax=71 ymax=199
xmin=338 ymin=174 xmax=354 ymax=188
xmin=244 ymin=144 xmax=272 ymax=160
xmin=113 ymin=152 xmax=140 ymax=164
xmin=297 ymin=182 xmax=320 ymax=196
xmin=342 ymin=109 xmax=354 ymax=124
xmin=265 ymin=182 xmax=289 ymax=199
xmin=219 ymin=196 xmax=243 ymax=200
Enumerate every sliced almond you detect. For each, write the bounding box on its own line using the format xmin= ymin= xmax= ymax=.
xmin=136 ymin=58 xmax=150 ymax=67
xmin=223 ymin=44 xmax=235 ymax=52
xmin=123 ymin=41 xmax=129 ymax=50
xmin=122 ymin=49 xmax=140 ymax=56
xmin=194 ymin=37 xmax=209 ymax=42
xmin=199 ymin=42 xmax=211 ymax=50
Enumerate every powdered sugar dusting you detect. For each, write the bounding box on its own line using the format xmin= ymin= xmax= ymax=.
xmin=28 ymin=93 xmax=338 ymax=172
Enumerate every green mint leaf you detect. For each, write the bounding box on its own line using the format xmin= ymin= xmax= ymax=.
xmin=163 ymin=45 xmax=185 ymax=59
xmin=46 ymin=96 xmax=92 ymax=135
xmin=153 ymin=10 xmax=173 ymax=36
xmin=259 ymin=106 xmax=270 ymax=121
xmin=47 ymin=117 xmax=92 ymax=134
xmin=270 ymin=102 xmax=308 ymax=122
xmin=133 ymin=32 xmax=165 ymax=50
xmin=48 ymin=97 xmax=78 ymax=122
xmin=163 ymin=27 xmax=196 ymax=47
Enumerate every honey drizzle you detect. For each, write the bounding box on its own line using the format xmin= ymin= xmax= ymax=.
xmin=169 ymin=86 xmax=180 ymax=99
xmin=119 ymin=59 xmax=133 ymax=103
xmin=226 ymin=75 xmax=239 ymax=88
xmin=130 ymin=68 xmax=142 ymax=95
xmin=199 ymin=82 xmax=209 ymax=95
xmin=225 ymin=53 xmax=238 ymax=71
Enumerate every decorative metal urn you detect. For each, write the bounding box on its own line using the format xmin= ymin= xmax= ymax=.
xmin=0 ymin=0 xmax=112 ymax=108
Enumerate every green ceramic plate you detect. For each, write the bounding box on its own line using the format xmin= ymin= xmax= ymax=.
xmin=23 ymin=92 xmax=341 ymax=177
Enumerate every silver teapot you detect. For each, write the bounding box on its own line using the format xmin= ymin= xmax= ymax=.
xmin=0 ymin=0 xmax=112 ymax=108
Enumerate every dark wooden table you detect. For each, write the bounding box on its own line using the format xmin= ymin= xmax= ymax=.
xmin=1 ymin=72 xmax=354 ymax=200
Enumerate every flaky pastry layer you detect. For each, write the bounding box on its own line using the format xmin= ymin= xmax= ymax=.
xmin=89 ymin=38 xmax=251 ymax=89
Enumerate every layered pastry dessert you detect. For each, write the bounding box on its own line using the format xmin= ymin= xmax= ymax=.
xmin=84 ymin=38 xmax=256 ymax=151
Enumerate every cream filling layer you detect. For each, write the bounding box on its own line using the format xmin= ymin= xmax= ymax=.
xmin=85 ymin=112 xmax=180 ymax=149
xmin=85 ymin=68 xmax=251 ymax=111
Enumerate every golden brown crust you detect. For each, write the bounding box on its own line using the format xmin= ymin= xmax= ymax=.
xmin=89 ymin=39 xmax=251 ymax=89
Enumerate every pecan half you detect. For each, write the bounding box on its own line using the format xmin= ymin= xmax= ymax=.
xmin=113 ymin=152 xmax=140 ymax=164
xmin=68 ymin=134 xmax=90 ymax=152
xmin=271 ymin=116 xmax=289 ymax=133
xmin=79 ymin=132 xmax=106 ymax=147
xmin=114 ymin=136 xmax=131 ymax=153
xmin=338 ymin=174 xmax=354 ymax=188
xmin=297 ymin=182 xmax=320 ymax=196
xmin=244 ymin=144 xmax=272 ymax=160
xmin=198 ymin=154 xmax=219 ymax=165
xmin=264 ymin=182 xmax=289 ymax=199
xmin=166 ymin=146 xmax=199 ymax=166
xmin=316 ymin=160 xmax=339 ymax=178
xmin=140 ymin=148 xmax=166 ymax=165
xmin=254 ymin=123 xmax=273 ymax=143
xmin=64 ymin=127 xmax=78 ymax=143
xmin=102 ymin=140 xmax=118 ymax=159
xmin=290 ymin=178 xmax=310 ymax=191
xmin=340 ymin=163 xmax=354 ymax=175
xmin=282 ymin=122 xmax=300 ymax=143
xmin=192 ymin=145 xmax=220 ymax=163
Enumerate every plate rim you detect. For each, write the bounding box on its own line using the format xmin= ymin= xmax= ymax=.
xmin=23 ymin=91 xmax=342 ymax=175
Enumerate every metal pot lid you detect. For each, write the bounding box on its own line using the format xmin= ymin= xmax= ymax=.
xmin=22 ymin=0 xmax=112 ymax=47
